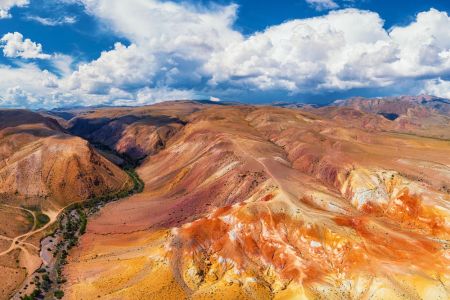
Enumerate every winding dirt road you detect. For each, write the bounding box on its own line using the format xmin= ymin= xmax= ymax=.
xmin=0 ymin=204 xmax=61 ymax=267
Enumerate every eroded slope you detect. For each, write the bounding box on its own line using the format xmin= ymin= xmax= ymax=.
xmin=64 ymin=104 xmax=450 ymax=299
xmin=67 ymin=101 xmax=208 ymax=163
xmin=331 ymin=95 xmax=450 ymax=139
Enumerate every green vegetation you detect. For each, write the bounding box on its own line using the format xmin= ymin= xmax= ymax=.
xmin=24 ymin=212 xmax=34 ymax=227
xmin=22 ymin=139 xmax=145 ymax=300
xmin=21 ymin=205 xmax=50 ymax=229
xmin=77 ymin=208 xmax=87 ymax=235
xmin=28 ymin=166 xmax=145 ymax=299
xmin=126 ymin=168 xmax=145 ymax=194
xmin=76 ymin=169 xmax=144 ymax=212
xmin=36 ymin=213 xmax=50 ymax=228
xmin=54 ymin=290 xmax=65 ymax=299
xmin=20 ymin=287 xmax=41 ymax=300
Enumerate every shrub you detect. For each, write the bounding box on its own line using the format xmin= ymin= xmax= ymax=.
xmin=54 ymin=290 xmax=64 ymax=299
xmin=36 ymin=213 xmax=50 ymax=228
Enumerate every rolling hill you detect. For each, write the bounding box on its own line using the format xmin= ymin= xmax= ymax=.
xmin=57 ymin=101 xmax=450 ymax=299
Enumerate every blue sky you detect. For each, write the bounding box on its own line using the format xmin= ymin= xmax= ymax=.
xmin=226 ymin=0 xmax=450 ymax=34
xmin=0 ymin=0 xmax=450 ymax=108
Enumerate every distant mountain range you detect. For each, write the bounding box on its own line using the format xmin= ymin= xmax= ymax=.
xmin=333 ymin=94 xmax=450 ymax=116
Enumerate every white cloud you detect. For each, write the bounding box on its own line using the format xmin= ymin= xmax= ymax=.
xmin=1 ymin=1 xmax=450 ymax=109
xmin=133 ymin=87 xmax=195 ymax=105
xmin=26 ymin=15 xmax=77 ymax=26
xmin=63 ymin=42 xmax=158 ymax=94
xmin=306 ymin=0 xmax=339 ymax=11
xmin=0 ymin=0 xmax=28 ymax=19
xmin=61 ymin=0 xmax=242 ymax=99
xmin=0 ymin=62 xmax=196 ymax=109
xmin=422 ymin=78 xmax=450 ymax=99
xmin=210 ymin=96 xmax=221 ymax=102
xmin=51 ymin=54 xmax=74 ymax=77
xmin=206 ymin=9 xmax=394 ymax=92
xmin=79 ymin=0 xmax=241 ymax=52
xmin=0 ymin=32 xmax=51 ymax=59
xmin=207 ymin=8 xmax=450 ymax=93
xmin=0 ymin=63 xmax=60 ymax=107
xmin=389 ymin=9 xmax=450 ymax=77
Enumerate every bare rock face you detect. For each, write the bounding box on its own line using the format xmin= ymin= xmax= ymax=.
xmin=62 ymin=103 xmax=450 ymax=300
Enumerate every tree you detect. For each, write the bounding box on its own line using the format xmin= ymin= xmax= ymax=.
xmin=54 ymin=290 xmax=65 ymax=299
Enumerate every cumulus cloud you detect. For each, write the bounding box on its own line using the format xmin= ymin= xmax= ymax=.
xmin=207 ymin=8 xmax=450 ymax=93
xmin=1 ymin=0 xmax=450 ymax=109
xmin=389 ymin=9 xmax=450 ymax=77
xmin=63 ymin=42 xmax=158 ymax=94
xmin=0 ymin=0 xmax=28 ymax=19
xmin=79 ymin=0 xmax=241 ymax=51
xmin=0 ymin=62 xmax=196 ymax=109
xmin=0 ymin=32 xmax=51 ymax=59
xmin=60 ymin=0 xmax=242 ymax=102
xmin=0 ymin=63 xmax=60 ymax=107
xmin=26 ymin=15 xmax=77 ymax=26
xmin=133 ymin=87 xmax=195 ymax=105
xmin=306 ymin=0 xmax=339 ymax=11
xmin=422 ymin=78 xmax=450 ymax=98
xmin=75 ymin=3 xmax=450 ymax=98
xmin=207 ymin=9 xmax=394 ymax=91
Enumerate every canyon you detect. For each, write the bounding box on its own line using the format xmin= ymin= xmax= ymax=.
xmin=0 ymin=98 xmax=449 ymax=299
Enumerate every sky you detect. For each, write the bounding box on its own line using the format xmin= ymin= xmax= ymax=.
xmin=0 ymin=0 xmax=450 ymax=108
